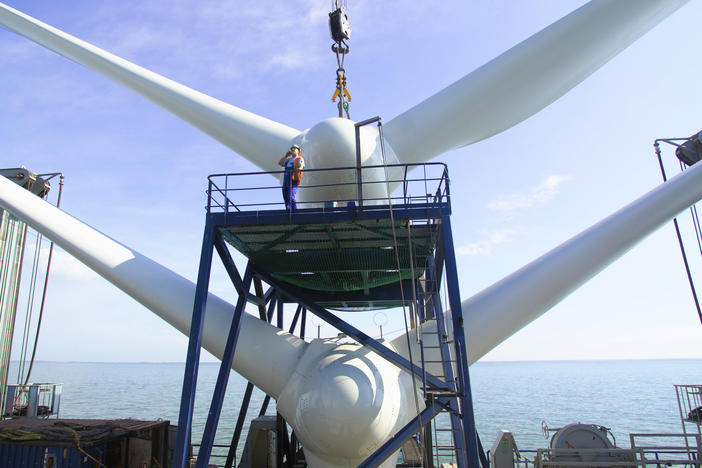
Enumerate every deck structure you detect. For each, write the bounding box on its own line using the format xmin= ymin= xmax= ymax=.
xmin=173 ymin=157 xmax=483 ymax=468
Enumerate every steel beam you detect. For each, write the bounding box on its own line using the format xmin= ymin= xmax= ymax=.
xmin=224 ymin=381 xmax=255 ymax=468
xmin=208 ymin=203 xmax=450 ymax=227
xmin=441 ymin=215 xmax=481 ymax=468
xmin=357 ymin=399 xmax=447 ymax=468
xmin=196 ymin=263 xmax=254 ymax=468
xmin=253 ymin=268 xmax=448 ymax=390
xmin=174 ymin=220 xmax=216 ymax=468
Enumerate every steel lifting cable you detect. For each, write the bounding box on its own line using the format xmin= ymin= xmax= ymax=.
xmin=377 ymin=122 xmax=426 ymax=468
xmin=20 ymin=175 xmax=64 ymax=389
xmin=10 ymin=173 xmax=65 ymax=410
xmin=690 ymin=204 xmax=702 ymax=256
xmin=654 ymin=142 xmax=702 ymax=326
xmin=17 ymin=228 xmax=43 ymax=384
xmin=678 ymin=159 xmax=702 ymax=258
xmin=0 ymin=218 xmax=25 ymax=313
xmin=0 ymin=215 xmax=18 ymax=311
xmin=0 ymin=217 xmax=24 ymax=376
xmin=406 ymin=223 xmax=421 ymax=341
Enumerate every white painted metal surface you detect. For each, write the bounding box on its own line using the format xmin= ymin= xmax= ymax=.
xmin=490 ymin=430 xmax=520 ymax=468
xmin=294 ymin=118 xmax=401 ymax=206
xmin=276 ymin=339 xmax=420 ymax=468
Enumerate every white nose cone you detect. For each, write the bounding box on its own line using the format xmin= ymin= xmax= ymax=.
xmin=297 ymin=118 xmax=401 ymax=206
xmin=277 ymin=340 xmax=421 ymax=468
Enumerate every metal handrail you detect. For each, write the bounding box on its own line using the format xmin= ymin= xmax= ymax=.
xmin=533 ymin=446 xmax=702 ymax=467
xmin=206 ymin=162 xmax=450 ymax=215
xmin=207 ymin=161 xmax=447 ymax=180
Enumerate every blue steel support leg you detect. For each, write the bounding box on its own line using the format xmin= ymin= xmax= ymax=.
xmin=277 ymin=296 xmax=284 ymax=329
xmin=357 ymin=398 xmax=453 ymax=468
xmin=441 ymin=215 xmax=481 ymax=468
xmin=267 ymin=293 xmax=277 ymax=322
xmin=289 ymin=305 xmax=302 ymax=333
xmin=214 ymin=233 xmax=247 ymax=297
xmin=224 ymin=381 xmax=254 ymax=468
xmin=259 ymin=396 xmax=271 ymax=416
xmin=174 ymin=220 xmax=216 ymax=468
xmin=226 ymin=275 xmax=279 ymax=468
xmin=196 ymin=262 xmax=254 ymax=468
xmin=300 ymin=309 xmax=307 ymax=339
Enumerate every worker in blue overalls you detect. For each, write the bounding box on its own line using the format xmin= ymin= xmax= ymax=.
xmin=278 ymin=144 xmax=305 ymax=210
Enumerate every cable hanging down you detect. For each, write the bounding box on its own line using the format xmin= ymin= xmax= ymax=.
xmin=329 ymin=1 xmax=351 ymax=118
xmin=654 ymin=134 xmax=702 ymax=326
xmin=13 ymin=173 xmax=64 ymax=416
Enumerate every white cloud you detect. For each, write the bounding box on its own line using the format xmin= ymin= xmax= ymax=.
xmin=47 ymin=248 xmax=100 ymax=281
xmin=11 ymin=238 xmax=99 ymax=286
xmin=0 ymin=40 xmax=42 ymax=62
xmin=456 ymin=229 xmax=514 ymax=256
xmin=488 ymin=174 xmax=570 ymax=212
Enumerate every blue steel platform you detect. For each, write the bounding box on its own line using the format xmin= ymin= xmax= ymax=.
xmin=174 ymin=162 xmax=483 ymax=468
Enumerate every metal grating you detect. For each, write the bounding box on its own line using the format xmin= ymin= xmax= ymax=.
xmin=219 ymin=218 xmax=439 ymax=292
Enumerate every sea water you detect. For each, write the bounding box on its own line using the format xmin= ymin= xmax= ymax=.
xmin=7 ymin=359 xmax=702 ymax=462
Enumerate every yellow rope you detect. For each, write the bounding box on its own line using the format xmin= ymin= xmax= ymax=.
xmin=66 ymin=426 xmax=106 ymax=468
xmin=0 ymin=428 xmax=43 ymax=441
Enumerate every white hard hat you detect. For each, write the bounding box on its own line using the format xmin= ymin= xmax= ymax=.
xmin=291 ymin=144 xmax=301 ymax=150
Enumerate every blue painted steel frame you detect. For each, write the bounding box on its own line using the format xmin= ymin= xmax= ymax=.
xmin=237 ymin=213 xmax=482 ymax=468
xmin=209 ymin=202 xmax=450 ymax=228
xmin=441 ymin=215 xmax=481 ymax=468
xmin=196 ymin=261 xmax=254 ymax=468
xmin=213 ymin=245 xmax=307 ymax=468
xmin=179 ymin=172 xmax=481 ymax=468
xmin=174 ymin=220 xmax=215 ymax=468
xmin=253 ymin=267 xmax=449 ymax=391
xmin=357 ymin=396 xmax=462 ymax=468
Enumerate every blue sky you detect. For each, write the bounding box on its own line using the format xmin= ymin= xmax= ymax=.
xmin=2 ymin=0 xmax=702 ymax=364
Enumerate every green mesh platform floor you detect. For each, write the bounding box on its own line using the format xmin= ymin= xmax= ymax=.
xmin=219 ymin=218 xmax=440 ymax=292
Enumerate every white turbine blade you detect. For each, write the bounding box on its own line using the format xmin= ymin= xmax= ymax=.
xmin=0 ymin=3 xmax=299 ymax=171
xmin=0 ymin=174 xmax=306 ymax=398
xmin=384 ymin=0 xmax=689 ymax=163
xmin=463 ymin=160 xmax=702 ymax=363
xmin=391 ymin=161 xmax=702 ymax=369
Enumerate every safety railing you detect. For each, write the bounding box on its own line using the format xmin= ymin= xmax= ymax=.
xmin=2 ymin=383 xmax=62 ymax=419
xmin=206 ymin=162 xmax=449 ymax=215
xmin=676 ymin=385 xmax=702 ymax=428
xmin=191 ymin=443 xmax=230 ymax=468
xmin=507 ymin=442 xmax=701 ymax=468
